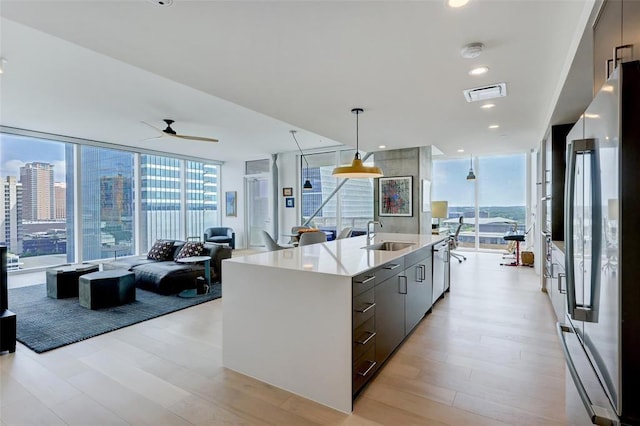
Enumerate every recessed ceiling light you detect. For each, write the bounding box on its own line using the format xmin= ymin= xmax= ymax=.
xmin=489 ymin=124 xmax=500 ymax=129
xmin=448 ymin=0 xmax=470 ymax=8
xmin=469 ymin=66 xmax=489 ymax=76
xmin=457 ymin=149 xmax=465 ymax=153
xmin=148 ymin=0 xmax=173 ymax=6
xmin=481 ymin=103 xmax=495 ymax=109
xmin=378 ymin=145 xmax=387 ymax=149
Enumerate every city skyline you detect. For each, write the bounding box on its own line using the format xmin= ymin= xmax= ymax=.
xmin=1 ymin=134 xmax=66 ymax=182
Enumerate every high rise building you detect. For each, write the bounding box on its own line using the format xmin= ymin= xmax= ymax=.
xmin=1 ymin=176 xmax=23 ymax=254
xmin=54 ymin=182 xmax=66 ymax=219
xmin=20 ymin=162 xmax=55 ymax=221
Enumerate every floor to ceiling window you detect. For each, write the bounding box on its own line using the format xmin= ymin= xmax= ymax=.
xmin=1 ymin=129 xmax=221 ymax=271
xmin=432 ymin=158 xmax=477 ymax=248
xmin=186 ymin=161 xmax=219 ymax=241
xmin=0 ymin=133 xmax=68 ymax=269
xmin=72 ymin=146 xmax=135 ymax=262
xmin=301 ymin=149 xmax=374 ymax=237
xmin=433 ymin=153 xmax=527 ymax=251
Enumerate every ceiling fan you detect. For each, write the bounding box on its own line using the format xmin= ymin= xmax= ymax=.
xmin=142 ymin=119 xmax=219 ymax=143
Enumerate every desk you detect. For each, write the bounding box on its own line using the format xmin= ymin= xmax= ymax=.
xmin=432 ymin=227 xmax=449 ymax=235
xmin=176 ymin=256 xmax=211 ymax=297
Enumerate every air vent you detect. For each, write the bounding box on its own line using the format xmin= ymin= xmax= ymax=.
xmin=463 ymin=83 xmax=507 ymax=102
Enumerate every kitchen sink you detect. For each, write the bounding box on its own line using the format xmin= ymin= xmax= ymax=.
xmin=362 ymin=241 xmax=415 ymax=251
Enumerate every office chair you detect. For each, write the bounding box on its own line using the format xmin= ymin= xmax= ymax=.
xmin=336 ymin=227 xmax=353 ymax=239
xmin=298 ymin=231 xmax=327 ymax=246
xmin=450 ymin=216 xmax=467 ymax=263
xmin=262 ymin=231 xmax=288 ymax=251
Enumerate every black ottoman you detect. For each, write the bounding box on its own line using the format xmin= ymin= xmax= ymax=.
xmin=79 ymin=270 xmax=136 ymax=310
xmin=46 ymin=263 xmax=99 ymax=299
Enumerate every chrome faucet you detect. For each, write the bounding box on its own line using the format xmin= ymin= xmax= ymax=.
xmin=366 ymin=220 xmax=382 ymax=245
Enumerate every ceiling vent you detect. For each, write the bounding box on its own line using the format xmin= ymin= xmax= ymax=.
xmin=463 ymin=83 xmax=507 ymax=102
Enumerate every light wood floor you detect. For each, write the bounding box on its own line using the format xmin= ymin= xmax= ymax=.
xmin=0 ymin=252 xmax=570 ymax=425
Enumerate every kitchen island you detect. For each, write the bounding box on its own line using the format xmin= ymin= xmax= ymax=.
xmin=222 ymin=233 xmax=448 ymax=413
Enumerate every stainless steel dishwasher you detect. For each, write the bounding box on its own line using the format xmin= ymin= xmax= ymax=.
xmin=432 ymin=239 xmax=450 ymax=304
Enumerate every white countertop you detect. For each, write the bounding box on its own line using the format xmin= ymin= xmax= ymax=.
xmin=225 ymin=233 xmax=447 ymax=277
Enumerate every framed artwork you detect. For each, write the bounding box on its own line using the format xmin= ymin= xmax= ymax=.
xmin=225 ymin=191 xmax=237 ymax=217
xmin=285 ymin=197 xmax=295 ymax=208
xmin=282 ymin=187 xmax=293 ymax=197
xmin=379 ymin=176 xmax=413 ymax=216
xmin=422 ymin=179 xmax=431 ymax=212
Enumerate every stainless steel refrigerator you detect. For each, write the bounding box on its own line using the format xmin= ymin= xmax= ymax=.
xmin=558 ymin=61 xmax=640 ymax=425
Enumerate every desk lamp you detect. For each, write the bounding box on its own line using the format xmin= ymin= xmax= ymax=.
xmin=432 ymin=201 xmax=449 ymax=230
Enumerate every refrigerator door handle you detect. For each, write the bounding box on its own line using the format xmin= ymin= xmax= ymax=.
xmin=565 ymin=140 xmax=578 ymax=319
xmin=565 ymin=139 xmax=601 ymax=323
xmin=556 ymin=323 xmax=618 ymax=426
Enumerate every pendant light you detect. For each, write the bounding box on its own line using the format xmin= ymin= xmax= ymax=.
xmin=466 ymin=155 xmax=476 ymax=180
xmin=291 ymin=130 xmax=313 ymax=190
xmin=332 ymin=108 xmax=384 ymax=178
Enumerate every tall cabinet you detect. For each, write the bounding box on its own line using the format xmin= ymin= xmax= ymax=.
xmin=593 ymin=0 xmax=640 ymax=93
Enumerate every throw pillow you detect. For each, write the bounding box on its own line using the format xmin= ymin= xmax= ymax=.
xmin=175 ymin=241 xmax=205 ymax=261
xmin=147 ymin=240 xmax=176 ymax=261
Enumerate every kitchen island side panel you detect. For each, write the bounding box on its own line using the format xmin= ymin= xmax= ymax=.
xmin=222 ymin=261 xmax=353 ymax=413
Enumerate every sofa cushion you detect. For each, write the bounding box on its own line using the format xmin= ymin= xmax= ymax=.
xmin=147 ymin=240 xmax=175 ymax=261
xmin=175 ymin=241 xmax=205 ymax=260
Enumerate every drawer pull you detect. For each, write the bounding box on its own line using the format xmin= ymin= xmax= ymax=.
xmin=357 ymin=361 xmax=377 ymax=377
xmin=384 ymin=263 xmax=400 ymax=270
xmin=355 ymin=303 xmax=376 ymax=314
xmin=355 ymin=276 xmax=375 ymax=285
xmin=356 ymin=331 xmax=376 ymax=345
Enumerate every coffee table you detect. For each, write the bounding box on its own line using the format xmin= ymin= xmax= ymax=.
xmin=176 ymin=255 xmax=211 ymax=298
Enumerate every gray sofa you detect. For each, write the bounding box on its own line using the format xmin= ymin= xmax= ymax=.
xmin=104 ymin=241 xmax=231 ymax=295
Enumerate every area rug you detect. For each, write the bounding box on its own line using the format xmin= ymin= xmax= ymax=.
xmin=7 ymin=283 xmax=222 ymax=353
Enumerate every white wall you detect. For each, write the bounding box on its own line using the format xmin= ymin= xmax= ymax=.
xmin=221 ymin=160 xmax=247 ymax=249
xmin=277 ymin=151 xmax=299 ymax=244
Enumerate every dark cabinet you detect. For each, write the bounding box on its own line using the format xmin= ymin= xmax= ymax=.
xmin=404 ymin=249 xmax=433 ymax=333
xmin=374 ymin=273 xmax=406 ymax=366
xmin=542 ymin=123 xmax=573 ymax=241
xmin=352 ymin=247 xmax=436 ymax=397
xmin=593 ymin=0 xmax=640 ymax=93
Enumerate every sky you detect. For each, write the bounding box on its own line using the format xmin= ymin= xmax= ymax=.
xmin=432 ymin=154 xmax=526 ymax=207
xmin=0 ymin=134 xmax=66 ymax=182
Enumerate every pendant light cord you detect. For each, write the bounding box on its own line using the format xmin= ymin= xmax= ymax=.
xmin=352 ymin=107 xmax=363 ymax=159
xmin=291 ymin=130 xmax=309 ymax=180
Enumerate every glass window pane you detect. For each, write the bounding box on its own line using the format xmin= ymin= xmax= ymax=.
xmin=246 ymin=159 xmax=270 ymax=175
xmin=302 ymin=152 xmax=337 ymax=230
xmin=339 ymin=149 xmax=373 ymax=235
xmin=78 ymin=146 xmax=135 ymax=261
xmin=0 ymin=133 xmax=68 ymax=269
xmin=140 ymin=154 xmax=182 ymax=251
xmin=186 ymin=161 xmax=219 ymax=239
xmin=432 ymin=158 xmax=477 ymax=248
xmin=477 ymin=154 xmax=526 ymax=250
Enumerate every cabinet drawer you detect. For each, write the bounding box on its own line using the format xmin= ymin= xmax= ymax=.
xmin=375 ymin=259 xmax=405 ymax=285
xmin=352 ymin=271 xmax=376 ymax=297
xmin=353 ymin=316 xmax=376 ymax=361
xmin=353 ymin=288 xmax=375 ymax=329
xmin=353 ymin=345 xmax=377 ymax=395
xmin=404 ymin=246 xmax=429 ymax=269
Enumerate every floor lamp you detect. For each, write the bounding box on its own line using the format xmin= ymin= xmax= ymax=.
xmin=431 ymin=201 xmax=449 ymax=230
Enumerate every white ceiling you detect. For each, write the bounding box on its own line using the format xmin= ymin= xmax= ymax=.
xmin=0 ymin=1 xmax=596 ymax=163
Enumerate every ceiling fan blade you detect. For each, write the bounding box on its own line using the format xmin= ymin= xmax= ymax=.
xmin=173 ymin=134 xmax=219 ymax=143
xmin=141 ymin=135 xmax=164 ymax=142
xmin=141 ymin=121 xmax=164 ymax=135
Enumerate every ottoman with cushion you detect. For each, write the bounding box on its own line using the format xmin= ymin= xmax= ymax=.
xmin=79 ymin=270 xmax=136 ymax=310
xmin=46 ymin=263 xmax=99 ymax=299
